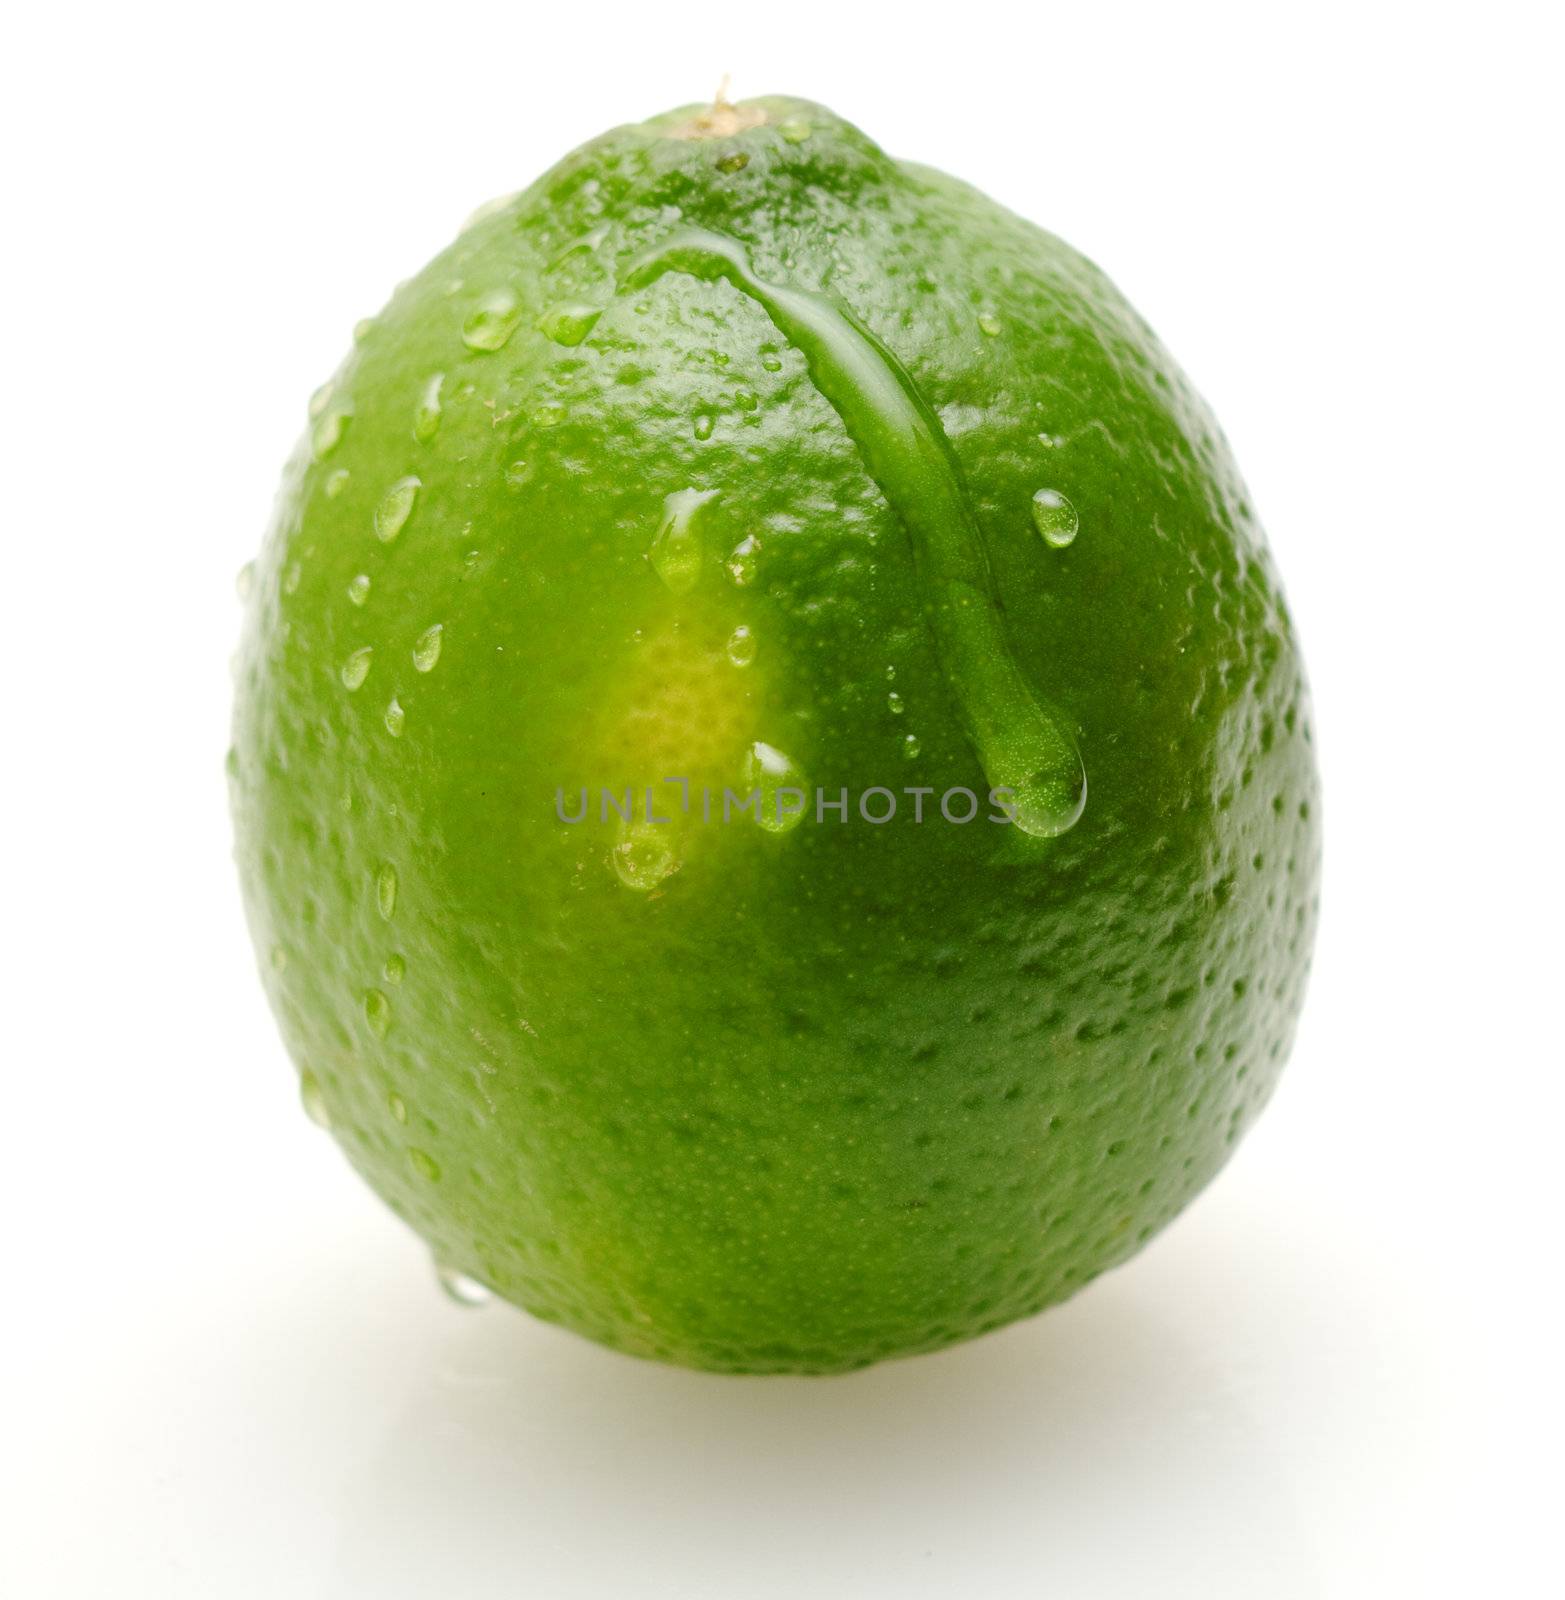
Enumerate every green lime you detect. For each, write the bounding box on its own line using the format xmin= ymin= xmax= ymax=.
xmin=231 ymin=94 xmax=1319 ymax=1373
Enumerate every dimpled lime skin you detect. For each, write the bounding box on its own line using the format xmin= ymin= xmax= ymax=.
xmin=231 ymin=96 xmax=1320 ymax=1374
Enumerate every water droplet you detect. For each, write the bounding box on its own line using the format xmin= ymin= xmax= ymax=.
xmin=235 ymin=561 xmax=255 ymax=600
xmin=693 ymin=412 xmax=715 ymax=441
xmin=741 ymin=741 xmax=808 ymax=833
xmin=505 ymin=460 xmax=534 ymax=491
xmin=384 ymin=697 xmax=405 ymax=737
xmin=387 ymin=1090 xmax=408 ymax=1123
xmin=374 ymin=475 xmax=420 ymax=542
xmin=649 ymin=487 xmax=717 ymax=594
xmin=340 ymin=646 xmax=373 ymax=689
xmin=903 ymin=733 xmax=922 ymax=758
xmin=412 ymin=623 xmax=443 ymax=672
xmin=1030 ymin=488 xmax=1079 ymax=548
xmin=435 ymin=1262 xmax=492 ymax=1306
xmin=625 ymin=230 xmax=1087 ymax=843
xmin=364 ymin=988 xmax=390 ymax=1037
xmin=353 ymin=317 xmax=376 ymax=343
xmin=611 ymin=816 xmax=681 ymax=891
xmin=282 ymin=560 xmax=302 ymax=595
xmin=324 ymin=468 xmax=350 ymax=498
xmin=779 ymin=117 xmax=812 ymax=144
xmin=299 ymin=1071 xmax=331 ymax=1128
xmin=530 ymin=401 xmax=566 ymax=428
xmin=413 ymin=373 xmax=444 ymax=442
xmin=887 ymin=691 xmax=905 ymax=715
xmin=735 ymin=388 xmax=758 ymax=412
xmin=311 ymin=404 xmax=353 ymax=460
xmin=308 ymin=380 xmax=335 ymax=419
xmin=548 ymin=224 xmax=611 ymax=270
xmin=268 ymin=944 xmax=288 ymax=973
xmin=1004 ymin=764 xmax=1088 ymax=839
xmin=463 ymin=288 xmax=522 ymax=352
xmin=376 ymin=862 xmax=398 ymax=920
xmin=347 ymin=573 xmax=371 ymax=606
xmin=760 ymin=353 xmax=783 ymax=372
xmin=408 ymin=1147 xmax=441 ymax=1181
xmin=536 ymin=302 xmax=602 ymax=346
xmin=726 ymin=624 xmax=757 ymax=666
xmin=978 ymin=312 xmax=1002 ymax=337
xmin=383 ymin=953 xmax=406 ymax=986
xmin=725 ymin=535 xmax=761 ymax=587
xmin=715 ymin=150 xmax=750 ymax=173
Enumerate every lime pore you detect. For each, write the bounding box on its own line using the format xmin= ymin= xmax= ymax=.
xmin=231 ymin=95 xmax=1319 ymax=1375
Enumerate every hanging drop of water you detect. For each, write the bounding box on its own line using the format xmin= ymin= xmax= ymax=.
xmin=649 ymin=488 xmax=717 ymax=594
xmin=725 ymin=535 xmax=761 ymax=587
xmin=462 ymin=288 xmax=522 ymax=352
xmin=1030 ymin=488 xmax=1079 ymax=548
xmin=412 ymin=623 xmax=443 ymax=673
xmin=435 ymin=1262 xmax=493 ymax=1307
xmin=374 ymin=476 xmax=421 ymax=542
xmin=726 ymin=624 xmax=757 ymax=666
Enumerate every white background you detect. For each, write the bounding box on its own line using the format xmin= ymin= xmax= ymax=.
xmin=4 ymin=3 xmax=1562 ymax=1595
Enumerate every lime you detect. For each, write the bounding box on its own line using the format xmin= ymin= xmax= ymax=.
xmin=231 ymin=94 xmax=1319 ymax=1373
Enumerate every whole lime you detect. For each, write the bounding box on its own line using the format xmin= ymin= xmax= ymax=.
xmin=231 ymin=94 xmax=1319 ymax=1373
